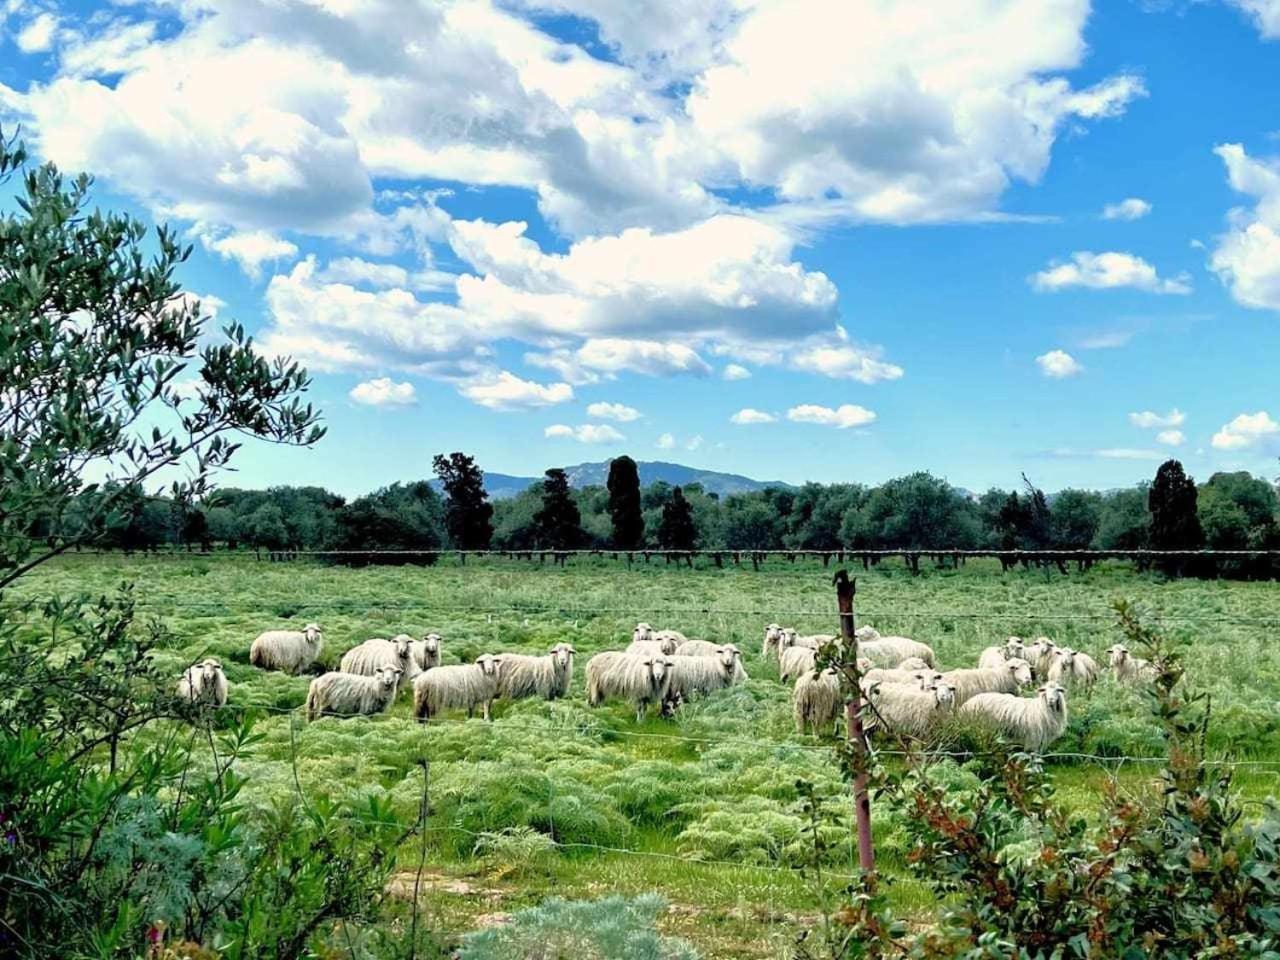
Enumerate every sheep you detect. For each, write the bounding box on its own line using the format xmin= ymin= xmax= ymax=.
xmin=653 ymin=629 xmax=688 ymax=648
xmin=177 ymin=658 xmax=229 ymax=707
xmin=413 ymin=654 xmax=504 ymax=722
xmin=1024 ymin=637 xmax=1060 ymax=677
xmin=858 ymin=636 xmax=937 ymax=668
xmin=938 ymin=658 xmax=1033 ymax=705
xmin=861 ymin=666 xmax=940 ymax=690
xmin=1107 ymin=644 xmax=1157 ymax=683
xmin=977 ymin=646 xmax=1008 ymax=670
xmin=1004 ymin=636 xmax=1027 ymax=661
xmin=675 ymin=638 xmax=727 ymax=657
xmin=862 ymin=679 xmax=957 ymax=741
xmin=341 ymin=636 xmax=415 ymax=691
xmin=1046 ymin=648 xmax=1077 ymax=686
xmin=896 ymin=656 xmax=930 ymax=671
xmin=1068 ymin=649 xmax=1101 ymax=691
xmin=497 ymin=643 xmax=576 ymax=701
xmin=779 ymin=645 xmax=817 ymax=682
xmin=662 ymin=652 xmax=738 ymax=715
xmin=958 ymin=682 xmax=1069 ymax=752
xmin=793 ymin=667 xmax=843 ymax=736
xmin=763 ymin=623 xmax=785 ymax=659
xmin=306 ymin=666 xmax=402 ymax=721
xmin=250 ymin=623 xmax=323 ymax=674
xmin=586 ymin=652 xmax=671 ymax=721
xmin=779 ymin=628 xmax=826 ymax=651
xmin=855 ymin=625 xmax=881 ymax=641
xmin=408 ymin=633 xmax=442 ymax=673
xmin=632 ymin=622 xmax=654 ymax=643
xmin=626 ymin=639 xmax=678 ymax=657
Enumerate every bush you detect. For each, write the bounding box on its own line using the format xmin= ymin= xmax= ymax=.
xmin=458 ymin=894 xmax=700 ymax=960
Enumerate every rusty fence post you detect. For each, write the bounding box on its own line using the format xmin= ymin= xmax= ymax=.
xmin=834 ymin=569 xmax=875 ymax=877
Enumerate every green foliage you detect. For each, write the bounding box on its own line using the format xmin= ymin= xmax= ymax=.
xmin=841 ymin=472 xmax=980 ymax=550
xmin=434 ymin=452 xmax=495 ymax=550
xmin=336 ymin=481 xmax=445 ymax=557
xmin=534 ymin=469 xmax=586 ymax=549
xmin=657 ymin=486 xmax=698 ymax=549
xmin=607 ymin=456 xmax=645 ymax=549
xmin=1149 ymin=459 xmax=1206 ymax=574
xmin=458 ymin=894 xmax=700 ymax=960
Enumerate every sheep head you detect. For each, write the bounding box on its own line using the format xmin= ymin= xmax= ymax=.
xmin=377 ymin=666 xmax=403 ymax=690
xmin=476 ymin=654 xmax=501 ymax=677
xmin=1004 ymin=636 xmax=1026 ymax=658
xmin=932 ymin=680 xmax=957 ymax=709
xmin=779 ymin=628 xmax=797 ymax=649
xmin=632 ymin=622 xmax=653 ymax=643
xmin=1040 ymin=682 xmax=1067 ymax=714
xmin=303 ymin=623 xmax=322 ymax=643
xmin=551 ymin=643 xmax=575 ymax=668
xmin=392 ymin=636 xmax=412 ymax=662
xmin=201 ymin=658 xmax=223 ymax=683
xmin=1007 ymin=658 xmax=1034 ymax=686
xmin=1107 ymin=644 xmax=1129 ymax=667
xmin=423 ymin=633 xmax=441 ymax=654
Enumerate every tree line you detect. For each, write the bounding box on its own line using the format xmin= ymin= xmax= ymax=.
xmin=56 ymin=454 xmax=1280 ymax=578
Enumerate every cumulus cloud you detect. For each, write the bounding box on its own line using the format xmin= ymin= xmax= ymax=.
xmin=458 ymin=372 xmax=574 ymax=412
xmin=788 ymin=342 xmax=904 ymax=383
xmin=685 ymin=434 xmax=704 ymax=450
xmin=204 ymin=230 xmax=299 ymax=278
xmin=1031 ymin=251 xmax=1191 ymax=294
xmin=545 ymin=423 xmax=626 ymax=443
xmin=1043 ymin=447 xmax=1162 ymax=461
xmin=655 ymin=432 xmax=676 ymax=449
xmin=1035 ymin=349 xmax=1084 ymax=378
xmin=722 ymin=363 xmax=751 ymax=380
xmin=1128 ymin=409 xmax=1185 ymax=429
xmin=1101 ymin=197 xmax=1152 ymax=221
xmin=1156 ymin=429 xmax=1185 ymax=446
xmin=1211 ymin=411 xmax=1280 ymax=450
xmin=586 ymin=401 xmax=641 ymax=421
xmin=786 ymin=403 xmax=876 ymax=429
xmin=318 ymin=256 xmax=439 ymax=291
xmin=17 ymin=12 xmax=58 ymax=52
xmin=730 ymin=408 xmax=777 ymax=424
xmin=1209 ymin=143 xmax=1280 ymax=312
xmin=349 ymin=377 xmax=417 ymax=407
xmin=1226 ymin=0 xmax=1280 ymax=38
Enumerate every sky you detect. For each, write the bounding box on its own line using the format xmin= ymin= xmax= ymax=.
xmin=3 ymin=0 xmax=1280 ymax=497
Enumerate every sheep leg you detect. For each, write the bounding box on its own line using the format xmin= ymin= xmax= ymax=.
xmin=482 ymin=699 xmax=492 ymax=722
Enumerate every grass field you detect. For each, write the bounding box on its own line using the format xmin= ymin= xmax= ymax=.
xmin=16 ymin=554 xmax=1280 ymax=957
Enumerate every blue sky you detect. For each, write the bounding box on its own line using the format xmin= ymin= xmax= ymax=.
xmin=3 ymin=0 xmax=1280 ymax=496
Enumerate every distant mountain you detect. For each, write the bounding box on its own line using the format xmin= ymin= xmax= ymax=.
xmin=435 ymin=459 xmax=795 ymax=501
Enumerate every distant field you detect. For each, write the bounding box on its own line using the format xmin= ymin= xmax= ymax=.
xmin=18 ymin=554 xmax=1280 ymax=956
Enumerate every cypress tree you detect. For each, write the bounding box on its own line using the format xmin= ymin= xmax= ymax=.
xmin=1148 ymin=459 xmax=1204 ymax=576
xmin=658 ymin=486 xmax=698 ymax=550
xmin=534 ymin=469 xmax=585 ymax=548
xmin=606 ymin=456 xmax=644 ymax=548
xmin=433 ymin=452 xmax=494 ymax=549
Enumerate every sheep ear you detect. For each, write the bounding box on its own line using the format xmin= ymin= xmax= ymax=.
xmin=642 ymin=657 xmax=653 ymax=665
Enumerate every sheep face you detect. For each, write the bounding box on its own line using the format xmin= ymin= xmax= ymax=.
xmin=392 ymin=636 xmax=412 ymax=662
xmin=1056 ymin=649 xmax=1077 ymax=672
xmin=932 ymin=680 xmax=957 ymax=709
xmin=649 ymin=657 xmax=673 ymax=685
xmin=201 ymin=658 xmax=223 ymax=685
xmin=765 ymin=624 xmax=782 ymax=642
xmin=1107 ymin=645 xmax=1129 ymax=667
xmin=1006 ymin=658 xmax=1034 ymax=686
xmin=475 ymin=654 xmax=502 ymax=678
xmin=632 ymin=623 xmax=653 ymax=643
xmin=304 ymin=623 xmax=322 ymax=643
xmin=861 ymin=679 xmax=883 ymax=700
xmin=377 ymin=666 xmax=403 ymax=691
xmin=911 ymin=670 xmax=941 ymax=690
xmin=551 ymin=643 xmax=575 ymax=669
xmin=716 ymin=645 xmax=739 ymax=671
xmin=423 ymin=633 xmax=441 ymax=655
xmin=1004 ymin=637 xmax=1025 ymax=658
xmin=1040 ymin=682 xmax=1067 ymax=715
xmin=779 ymin=628 xmax=797 ymax=649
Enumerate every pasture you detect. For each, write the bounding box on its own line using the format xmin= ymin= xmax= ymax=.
xmin=18 ymin=553 xmax=1280 ymax=957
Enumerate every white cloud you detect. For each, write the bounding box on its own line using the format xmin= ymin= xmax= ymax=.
xmin=789 ymin=343 xmax=904 ymax=384
xmin=730 ymin=408 xmax=776 ymax=425
xmin=586 ymin=401 xmax=641 ymax=422
xmin=545 ymin=423 xmax=625 ymax=443
xmin=722 ymin=363 xmax=751 ymax=381
xmin=1128 ymin=409 xmax=1185 ymax=429
xmin=1211 ymin=410 xmax=1280 ymax=450
xmin=685 ymin=434 xmax=704 ymax=451
xmin=575 ymin=339 xmax=713 ymax=377
xmin=786 ymin=403 xmax=876 ymax=429
xmin=655 ymin=432 xmax=676 ymax=449
xmin=1227 ymin=0 xmax=1280 ymax=38
xmin=319 ymin=257 xmax=407 ymax=289
xmin=1156 ymin=429 xmax=1185 ymax=447
xmin=1045 ymin=447 xmax=1162 ymax=461
xmin=1209 ymin=144 xmax=1280 ymax=312
xmin=1101 ymin=197 xmax=1152 ymax=221
xmin=1035 ymin=349 xmax=1084 ymax=378
xmin=204 ymin=230 xmax=299 ymax=279
xmin=459 ymin=372 xmax=574 ymax=412
xmin=349 ymin=377 xmax=417 ymax=408
xmin=1031 ymin=251 xmax=1191 ymax=294
xmin=17 ymin=12 xmax=57 ymax=52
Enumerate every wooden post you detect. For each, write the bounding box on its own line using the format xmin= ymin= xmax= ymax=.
xmin=834 ymin=570 xmax=875 ymax=877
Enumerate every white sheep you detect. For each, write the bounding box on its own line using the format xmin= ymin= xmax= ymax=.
xmin=779 ymin=645 xmax=817 ymax=682
xmin=1068 ymin=649 xmax=1100 ymax=691
xmin=977 ymin=646 xmax=1008 ymax=670
xmin=632 ymin=622 xmax=654 ymax=643
xmin=939 ymin=658 xmax=1033 ymax=705
xmin=1004 ymin=636 xmax=1027 ymax=661
xmin=763 ymin=623 xmax=785 ymax=659
xmin=855 ymin=625 xmax=881 ymax=641
xmin=177 ymin=658 xmax=229 ymax=707
xmin=778 ymin=629 xmax=827 ymax=652
xmin=858 ymin=636 xmax=937 ymax=668
xmin=863 ymin=679 xmax=957 ymax=741
xmin=663 ymin=652 xmax=738 ymax=714
xmin=306 ymin=665 xmax=402 ymax=721
xmin=250 ymin=623 xmax=323 ymax=674
xmin=497 ymin=643 xmax=575 ymax=701
xmin=1107 ymin=644 xmax=1157 ymax=683
xmin=341 ymin=636 xmax=415 ymax=691
xmin=959 ymin=682 xmax=1069 ymax=752
xmin=408 ymin=633 xmax=442 ymax=673
xmin=1046 ymin=648 xmax=1077 ymax=686
xmin=674 ymin=638 xmax=725 ymax=657
xmin=626 ymin=638 xmax=678 ymax=657
xmin=793 ymin=667 xmax=843 ymax=736
xmin=586 ymin=652 xmax=672 ymax=721
xmin=653 ymin=628 xmax=688 ymax=648
xmin=1024 ymin=637 xmax=1060 ymax=677
xmin=413 ymin=654 xmax=503 ymax=722
xmin=896 ymin=656 xmax=930 ymax=671
xmin=861 ymin=666 xmax=940 ymax=690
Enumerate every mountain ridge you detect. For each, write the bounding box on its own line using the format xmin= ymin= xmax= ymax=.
xmin=437 ymin=459 xmax=795 ymax=500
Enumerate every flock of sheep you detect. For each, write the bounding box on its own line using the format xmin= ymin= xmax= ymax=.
xmin=173 ymin=618 xmax=1157 ymax=754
